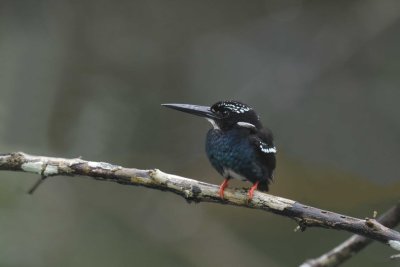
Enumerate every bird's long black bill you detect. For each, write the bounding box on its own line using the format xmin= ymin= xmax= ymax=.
xmin=162 ymin=103 xmax=221 ymax=119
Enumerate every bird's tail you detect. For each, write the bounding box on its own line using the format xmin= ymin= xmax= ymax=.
xmin=258 ymin=180 xmax=270 ymax=192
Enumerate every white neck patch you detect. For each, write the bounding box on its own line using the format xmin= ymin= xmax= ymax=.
xmin=206 ymin=118 xmax=220 ymax=130
xmin=237 ymin=121 xmax=256 ymax=130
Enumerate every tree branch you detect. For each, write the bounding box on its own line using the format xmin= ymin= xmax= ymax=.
xmin=300 ymin=202 xmax=400 ymax=267
xmin=1 ymin=152 xmax=400 ymax=255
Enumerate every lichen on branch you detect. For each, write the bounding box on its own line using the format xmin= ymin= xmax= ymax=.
xmin=0 ymin=152 xmax=399 ymax=255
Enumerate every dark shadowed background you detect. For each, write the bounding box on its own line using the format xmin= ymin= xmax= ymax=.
xmin=0 ymin=1 xmax=399 ymax=266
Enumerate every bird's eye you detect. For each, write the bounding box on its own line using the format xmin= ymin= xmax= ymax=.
xmin=211 ymin=107 xmax=228 ymax=116
xmin=217 ymin=110 xmax=229 ymax=118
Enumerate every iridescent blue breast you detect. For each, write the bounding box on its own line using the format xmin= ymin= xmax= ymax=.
xmin=205 ymin=129 xmax=270 ymax=184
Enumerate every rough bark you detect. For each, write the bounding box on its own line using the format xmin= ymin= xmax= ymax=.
xmin=1 ymin=152 xmax=399 ymax=257
xmin=300 ymin=203 xmax=400 ymax=267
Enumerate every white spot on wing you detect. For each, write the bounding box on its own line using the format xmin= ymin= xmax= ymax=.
xmin=259 ymin=142 xmax=277 ymax=154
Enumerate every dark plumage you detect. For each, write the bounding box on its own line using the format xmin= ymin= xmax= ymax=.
xmin=162 ymin=100 xmax=276 ymax=200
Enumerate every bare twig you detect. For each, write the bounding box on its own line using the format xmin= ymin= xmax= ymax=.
xmin=1 ymin=152 xmax=400 ymax=254
xmin=27 ymin=176 xmax=47 ymax=194
xmin=300 ymin=203 xmax=400 ymax=267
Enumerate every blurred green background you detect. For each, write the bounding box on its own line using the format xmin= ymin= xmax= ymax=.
xmin=0 ymin=1 xmax=399 ymax=266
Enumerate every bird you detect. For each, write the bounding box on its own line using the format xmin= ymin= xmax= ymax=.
xmin=162 ymin=100 xmax=276 ymax=201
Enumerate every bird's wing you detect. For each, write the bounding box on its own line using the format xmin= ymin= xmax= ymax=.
xmin=251 ymin=128 xmax=276 ymax=154
xmin=249 ymin=128 xmax=276 ymax=184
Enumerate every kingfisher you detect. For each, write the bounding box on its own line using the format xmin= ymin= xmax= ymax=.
xmin=162 ymin=100 xmax=276 ymax=201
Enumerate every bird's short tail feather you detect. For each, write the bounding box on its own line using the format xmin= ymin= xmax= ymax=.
xmin=258 ymin=180 xmax=269 ymax=192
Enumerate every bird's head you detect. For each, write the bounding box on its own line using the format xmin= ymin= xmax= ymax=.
xmin=162 ymin=100 xmax=262 ymax=131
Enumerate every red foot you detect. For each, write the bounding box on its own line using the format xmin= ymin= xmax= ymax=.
xmin=219 ymin=178 xmax=229 ymax=199
xmin=248 ymin=181 xmax=260 ymax=202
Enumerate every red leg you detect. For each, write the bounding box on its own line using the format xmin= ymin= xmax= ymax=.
xmin=248 ymin=181 xmax=260 ymax=201
xmin=219 ymin=178 xmax=229 ymax=199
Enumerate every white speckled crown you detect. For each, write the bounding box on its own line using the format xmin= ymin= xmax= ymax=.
xmin=212 ymin=101 xmax=252 ymax=114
